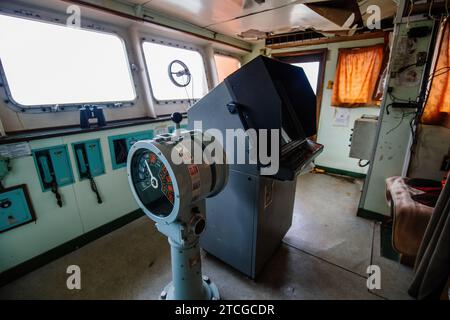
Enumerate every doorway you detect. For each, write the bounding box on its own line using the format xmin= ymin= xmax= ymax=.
xmin=273 ymin=49 xmax=327 ymax=133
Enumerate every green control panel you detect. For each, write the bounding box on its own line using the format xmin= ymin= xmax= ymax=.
xmin=32 ymin=145 xmax=74 ymax=191
xmin=72 ymin=139 xmax=105 ymax=180
xmin=0 ymin=185 xmax=35 ymax=233
xmin=32 ymin=145 xmax=74 ymax=207
xmin=108 ymin=130 xmax=154 ymax=170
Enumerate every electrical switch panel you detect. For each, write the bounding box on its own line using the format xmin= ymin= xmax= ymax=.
xmin=0 ymin=185 xmax=36 ymax=233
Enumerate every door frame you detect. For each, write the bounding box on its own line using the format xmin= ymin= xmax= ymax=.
xmin=272 ymin=49 xmax=327 ymax=135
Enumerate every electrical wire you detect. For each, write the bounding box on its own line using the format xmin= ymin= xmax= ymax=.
xmin=184 ymin=86 xmax=191 ymax=107
xmin=388 ymin=17 xmax=450 ymax=154
xmin=428 ymin=0 xmax=436 ymax=20
xmin=358 ymin=159 xmax=370 ymax=167
xmin=386 ymin=109 xmax=417 ymax=135
xmin=406 ymin=0 xmax=414 ymax=28
xmin=426 ymin=65 xmax=450 ymax=83
xmin=429 ymin=0 xmax=434 ymax=18
xmin=421 ymin=66 xmax=450 ymax=107
xmin=388 ymin=92 xmax=410 ymax=103
xmin=386 ymin=31 xmax=450 ymax=143
xmin=426 ymin=0 xmax=449 ymax=21
xmin=180 ymin=68 xmax=194 ymax=108
xmin=386 ymin=103 xmax=393 ymax=115
xmin=431 ymin=66 xmax=450 ymax=78
xmin=397 ymin=62 xmax=418 ymax=73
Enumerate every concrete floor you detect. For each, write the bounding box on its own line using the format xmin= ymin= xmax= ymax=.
xmin=0 ymin=173 xmax=414 ymax=300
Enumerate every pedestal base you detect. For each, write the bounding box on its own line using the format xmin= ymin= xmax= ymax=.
xmin=160 ymin=276 xmax=220 ymax=300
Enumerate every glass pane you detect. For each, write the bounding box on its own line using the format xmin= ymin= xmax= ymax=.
xmin=0 ymin=14 xmax=136 ymax=106
xmin=214 ymin=54 xmax=240 ymax=83
xmin=142 ymin=41 xmax=207 ymax=101
xmin=292 ymin=61 xmax=320 ymax=94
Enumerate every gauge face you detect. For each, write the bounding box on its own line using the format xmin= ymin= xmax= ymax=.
xmin=130 ymin=150 xmax=174 ymax=217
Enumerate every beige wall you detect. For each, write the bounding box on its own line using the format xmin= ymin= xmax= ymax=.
xmin=408 ymin=125 xmax=450 ymax=181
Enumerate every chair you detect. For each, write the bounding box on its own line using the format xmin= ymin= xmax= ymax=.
xmin=385 ymin=176 xmax=441 ymax=265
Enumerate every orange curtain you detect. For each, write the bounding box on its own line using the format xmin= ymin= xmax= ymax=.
xmin=422 ymin=18 xmax=450 ymax=129
xmin=331 ymin=45 xmax=384 ymax=107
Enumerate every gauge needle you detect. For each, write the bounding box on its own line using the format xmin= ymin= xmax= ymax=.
xmin=144 ymin=160 xmax=159 ymax=189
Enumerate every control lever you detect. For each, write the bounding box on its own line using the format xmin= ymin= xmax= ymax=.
xmin=171 ymin=112 xmax=183 ymax=131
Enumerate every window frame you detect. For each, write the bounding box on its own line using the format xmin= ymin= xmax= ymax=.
xmin=0 ymin=8 xmax=139 ymax=113
xmin=140 ymin=36 xmax=210 ymax=106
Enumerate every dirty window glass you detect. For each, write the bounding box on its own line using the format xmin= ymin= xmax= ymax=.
xmin=0 ymin=14 xmax=136 ymax=107
xmin=142 ymin=41 xmax=208 ymax=101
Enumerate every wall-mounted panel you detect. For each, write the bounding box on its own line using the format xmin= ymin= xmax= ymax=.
xmin=108 ymin=130 xmax=154 ymax=170
xmin=0 ymin=185 xmax=35 ymax=233
xmin=0 ymin=137 xmax=83 ymax=273
xmin=0 ymin=120 xmax=183 ymax=273
xmin=72 ymin=139 xmax=105 ymax=180
xmin=32 ymin=145 xmax=74 ymax=192
xmin=360 ymin=19 xmax=435 ymax=216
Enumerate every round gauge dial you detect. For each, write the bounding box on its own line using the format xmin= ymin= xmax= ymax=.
xmin=130 ymin=150 xmax=174 ymax=217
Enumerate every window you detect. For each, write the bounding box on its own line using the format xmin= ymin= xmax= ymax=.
xmin=214 ymin=54 xmax=241 ymax=83
xmin=331 ymin=45 xmax=384 ymax=107
xmin=291 ymin=62 xmax=320 ymax=94
xmin=142 ymin=41 xmax=208 ymax=101
xmin=0 ymin=14 xmax=135 ymax=108
xmin=274 ymin=49 xmax=327 ymax=133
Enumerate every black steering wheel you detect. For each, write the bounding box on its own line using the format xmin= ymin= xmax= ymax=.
xmin=168 ymin=60 xmax=191 ymax=87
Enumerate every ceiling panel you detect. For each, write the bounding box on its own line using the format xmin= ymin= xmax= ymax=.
xmin=143 ymin=0 xmax=304 ymax=28
xmin=209 ymin=3 xmax=345 ymax=39
xmin=123 ymin=0 xmax=396 ymax=40
xmin=305 ymin=0 xmax=363 ymax=28
xmin=360 ymin=0 xmax=397 ymax=23
xmin=125 ymin=0 xmax=155 ymax=5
